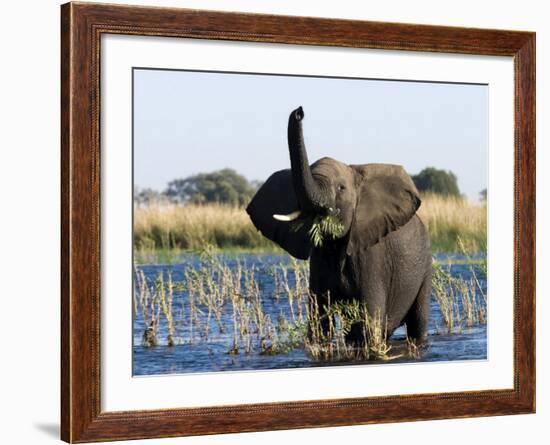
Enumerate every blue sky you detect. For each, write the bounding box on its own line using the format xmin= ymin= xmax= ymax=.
xmin=134 ymin=69 xmax=487 ymax=200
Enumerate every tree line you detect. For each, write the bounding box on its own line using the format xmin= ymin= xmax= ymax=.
xmin=135 ymin=167 xmax=480 ymax=206
xmin=134 ymin=169 xmax=260 ymax=206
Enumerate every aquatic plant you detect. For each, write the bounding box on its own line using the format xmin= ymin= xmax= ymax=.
xmin=302 ymin=298 xmax=393 ymax=361
xmin=134 ymin=268 xmax=160 ymax=347
xmin=156 ymin=272 xmax=176 ymax=346
xmin=432 ymin=260 xmax=486 ymax=334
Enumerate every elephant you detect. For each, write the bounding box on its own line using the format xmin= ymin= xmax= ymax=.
xmin=246 ymin=106 xmax=432 ymax=345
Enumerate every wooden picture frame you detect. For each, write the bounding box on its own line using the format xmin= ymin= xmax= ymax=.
xmin=61 ymin=2 xmax=535 ymax=442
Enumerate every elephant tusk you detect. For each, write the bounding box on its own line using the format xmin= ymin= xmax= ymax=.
xmin=273 ymin=210 xmax=302 ymax=222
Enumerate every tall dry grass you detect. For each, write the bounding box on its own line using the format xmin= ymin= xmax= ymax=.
xmin=417 ymin=193 xmax=486 ymax=253
xmin=134 ymin=194 xmax=486 ymax=254
xmin=134 ymin=203 xmax=274 ymax=252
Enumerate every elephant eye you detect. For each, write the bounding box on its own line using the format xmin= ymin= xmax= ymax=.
xmin=338 ymin=184 xmax=346 ymax=192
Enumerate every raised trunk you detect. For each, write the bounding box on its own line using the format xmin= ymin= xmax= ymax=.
xmin=287 ymin=107 xmax=327 ymax=212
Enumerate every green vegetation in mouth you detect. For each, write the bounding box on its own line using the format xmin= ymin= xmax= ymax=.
xmin=308 ymin=213 xmax=345 ymax=247
xmin=290 ymin=212 xmax=345 ymax=247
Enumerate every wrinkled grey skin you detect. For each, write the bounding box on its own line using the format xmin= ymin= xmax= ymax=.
xmin=246 ymin=107 xmax=432 ymax=344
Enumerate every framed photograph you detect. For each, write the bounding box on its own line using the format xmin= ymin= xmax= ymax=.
xmin=61 ymin=2 xmax=535 ymax=442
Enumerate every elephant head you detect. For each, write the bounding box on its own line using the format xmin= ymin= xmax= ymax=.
xmin=246 ymin=107 xmax=421 ymax=259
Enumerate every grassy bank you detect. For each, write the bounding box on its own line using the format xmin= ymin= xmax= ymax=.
xmin=417 ymin=193 xmax=486 ymax=253
xmin=134 ymin=193 xmax=486 ymax=255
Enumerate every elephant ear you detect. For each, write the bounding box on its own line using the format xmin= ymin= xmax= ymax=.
xmin=348 ymin=164 xmax=421 ymax=252
xmin=246 ymin=169 xmax=312 ymax=260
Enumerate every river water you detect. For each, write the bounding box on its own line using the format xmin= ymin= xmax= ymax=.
xmin=133 ymin=253 xmax=487 ymax=376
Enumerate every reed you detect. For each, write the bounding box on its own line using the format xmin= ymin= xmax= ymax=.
xmin=304 ymin=299 xmax=394 ymax=361
xmin=134 ymin=268 xmax=160 ymax=347
xmin=156 ymin=272 xmax=176 ymax=346
xmin=432 ymin=262 xmax=486 ymax=334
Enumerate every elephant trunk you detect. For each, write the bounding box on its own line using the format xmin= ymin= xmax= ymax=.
xmin=287 ymin=107 xmax=327 ymax=213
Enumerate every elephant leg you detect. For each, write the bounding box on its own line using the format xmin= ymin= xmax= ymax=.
xmin=347 ymin=287 xmax=388 ymax=347
xmin=404 ymin=273 xmax=431 ymax=345
xmin=346 ymin=320 xmax=367 ymax=346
